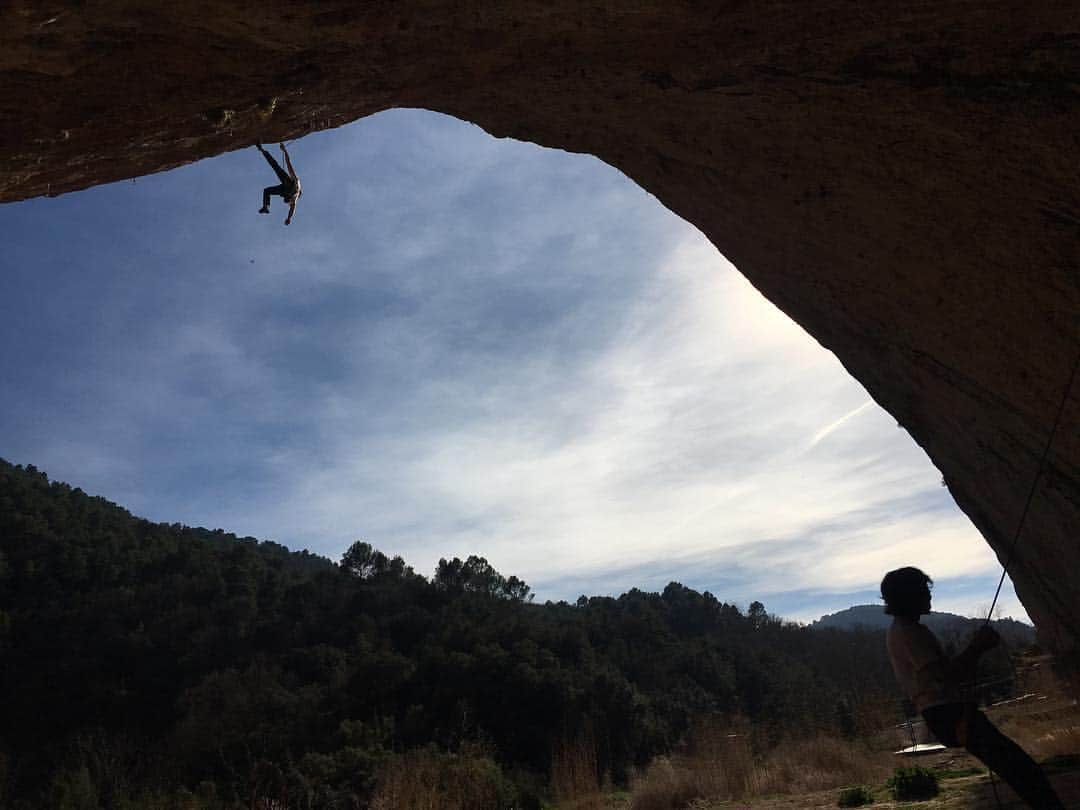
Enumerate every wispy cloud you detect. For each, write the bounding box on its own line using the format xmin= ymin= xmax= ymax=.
xmin=809 ymin=400 xmax=874 ymax=449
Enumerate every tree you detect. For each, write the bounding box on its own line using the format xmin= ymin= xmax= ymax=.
xmin=341 ymin=541 xmax=389 ymax=579
xmin=502 ymin=575 xmax=533 ymax=603
xmin=434 ymin=557 xmax=466 ymax=591
xmin=748 ymin=600 xmax=768 ymax=629
xmin=434 ymin=556 xmax=532 ymax=601
xmin=461 ymin=556 xmax=502 ymax=597
xmin=342 ymin=541 xmax=414 ymax=582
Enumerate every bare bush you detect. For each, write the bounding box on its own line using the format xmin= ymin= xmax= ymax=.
xmin=551 ymin=730 xmax=603 ymax=810
xmin=628 ymin=757 xmax=703 ymax=810
xmin=753 ymin=735 xmax=893 ymax=795
xmin=629 ymin=719 xmax=894 ymax=809
xmin=369 ymin=745 xmax=508 ymax=810
xmin=629 ymin=722 xmax=759 ymax=810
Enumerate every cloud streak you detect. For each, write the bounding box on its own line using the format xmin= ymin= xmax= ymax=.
xmin=809 ymin=400 xmax=874 ymax=449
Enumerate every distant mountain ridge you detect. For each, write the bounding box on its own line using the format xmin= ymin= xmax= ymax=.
xmin=812 ymin=604 xmax=1036 ymax=647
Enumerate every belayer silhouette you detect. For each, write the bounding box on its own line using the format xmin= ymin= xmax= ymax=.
xmin=881 ymin=566 xmax=1064 ymax=809
xmin=256 ymin=141 xmax=301 ymax=225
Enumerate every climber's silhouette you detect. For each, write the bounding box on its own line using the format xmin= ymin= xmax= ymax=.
xmin=881 ymin=567 xmax=1064 ymax=809
xmin=256 ymin=141 xmax=301 ymax=225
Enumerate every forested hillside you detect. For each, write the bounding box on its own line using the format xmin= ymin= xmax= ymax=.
xmin=0 ymin=459 xmax=1016 ymax=808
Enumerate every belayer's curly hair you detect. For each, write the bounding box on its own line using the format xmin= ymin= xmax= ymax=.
xmin=880 ymin=566 xmax=932 ymax=616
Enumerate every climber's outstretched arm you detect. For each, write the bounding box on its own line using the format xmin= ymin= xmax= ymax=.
xmin=281 ymin=143 xmax=299 ymax=182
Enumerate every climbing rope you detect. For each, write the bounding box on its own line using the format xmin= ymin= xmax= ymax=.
xmin=985 ymin=347 xmax=1080 ymax=625
xmin=980 ymin=345 xmax=1080 ymax=808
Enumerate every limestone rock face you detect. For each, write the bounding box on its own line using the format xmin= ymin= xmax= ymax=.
xmin=3 ymin=3 xmax=1078 ymax=650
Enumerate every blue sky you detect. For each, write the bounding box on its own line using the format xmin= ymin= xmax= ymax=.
xmin=0 ymin=109 xmax=1025 ymax=623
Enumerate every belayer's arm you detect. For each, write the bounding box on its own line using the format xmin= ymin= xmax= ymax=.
xmin=947 ymin=625 xmax=998 ymax=683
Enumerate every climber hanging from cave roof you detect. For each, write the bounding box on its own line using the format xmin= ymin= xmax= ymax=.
xmin=255 ymin=141 xmax=301 ymax=225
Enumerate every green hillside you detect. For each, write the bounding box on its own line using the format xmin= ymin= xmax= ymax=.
xmin=0 ymin=459 xmax=1018 ymax=809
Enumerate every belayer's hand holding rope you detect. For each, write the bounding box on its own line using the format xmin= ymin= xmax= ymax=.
xmin=255 ymin=141 xmax=302 ymax=226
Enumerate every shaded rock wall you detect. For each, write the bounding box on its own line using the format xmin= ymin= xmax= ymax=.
xmin=3 ymin=2 xmax=1078 ymax=649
